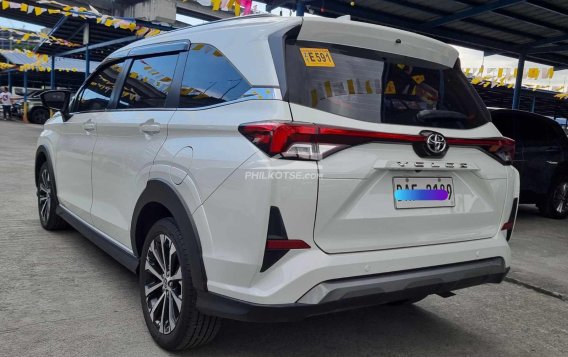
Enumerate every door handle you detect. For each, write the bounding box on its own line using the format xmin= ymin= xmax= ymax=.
xmin=83 ymin=121 xmax=96 ymax=132
xmin=140 ymin=122 xmax=161 ymax=135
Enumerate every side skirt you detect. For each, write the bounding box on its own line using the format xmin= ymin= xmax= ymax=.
xmin=56 ymin=206 xmax=139 ymax=273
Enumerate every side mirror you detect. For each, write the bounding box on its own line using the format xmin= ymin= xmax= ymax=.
xmin=40 ymin=90 xmax=71 ymax=120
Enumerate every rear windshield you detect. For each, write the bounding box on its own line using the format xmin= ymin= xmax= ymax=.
xmin=285 ymin=41 xmax=490 ymax=129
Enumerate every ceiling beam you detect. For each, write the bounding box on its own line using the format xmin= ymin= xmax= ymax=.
xmin=454 ymin=0 xmax=568 ymax=34
xmin=528 ymin=44 xmax=568 ymax=54
xmin=528 ymin=33 xmax=568 ymax=47
xmin=421 ymin=0 xmax=526 ymax=28
xmin=310 ymin=0 xmax=568 ymax=68
xmin=526 ymin=0 xmax=568 ymax=17
xmin=377 ymin=0 xmax=540 ymax=42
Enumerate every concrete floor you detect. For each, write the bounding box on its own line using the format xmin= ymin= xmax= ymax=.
xmin=508 ymin=205 xmax=568 ymax=299
xmin=1 ymin=120 xmax=567 ymax=356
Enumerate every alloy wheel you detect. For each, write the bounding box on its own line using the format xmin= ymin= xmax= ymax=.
xmin=144 ymin=234 xmax=183 ymax=335
xmin=38 ymin=168 xmax=52 ymax=224
xmin=553 ymin=182 xmax=568 ymax=215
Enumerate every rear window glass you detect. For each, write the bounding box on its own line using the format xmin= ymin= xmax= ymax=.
xmin=286 ymin=42 xmax=490 ymax=129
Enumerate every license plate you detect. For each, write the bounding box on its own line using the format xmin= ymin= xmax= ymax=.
xmin=393 ymin=177 xmax=455 ymax=209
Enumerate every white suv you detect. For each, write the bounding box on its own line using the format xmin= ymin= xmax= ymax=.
xmin=36 ymin=15 xmax=519 ymax=350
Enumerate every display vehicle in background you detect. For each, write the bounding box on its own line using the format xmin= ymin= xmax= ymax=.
xmin=492 ymin=109 xmax=568 ymax=219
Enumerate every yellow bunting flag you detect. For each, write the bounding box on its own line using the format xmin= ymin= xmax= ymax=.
xmin=546 ymin=68 xmax=554 ymax=79
xmin=234 ymin=0 xmax=241 ymax=16
xmin=347 ymin=79 xmax=355 ymax=94
xmin=412 ymin=75 xmax=425 ymax=84
xmin=136 ymin=27 xmax=148 ymax=36
xmin=324 ymin=81 xmax=332 ymax=97
xmin=310 ymin=89 xmax=318 ymax=107
xmin=527 ymin=68 xmax=539 ymax=79
xmin=384 ymin=81 xmax=396 ymax=94
xmin=2 ymin=1 xmax=8 ymax=10
xmin=20 ymin=3 xmax=28 ymax=12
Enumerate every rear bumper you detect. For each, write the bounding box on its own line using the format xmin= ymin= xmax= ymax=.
xmin=196 ymin=257 xmax=508 ymax=322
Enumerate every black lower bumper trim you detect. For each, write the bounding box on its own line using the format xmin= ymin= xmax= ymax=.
xmin=196 ymin=258 xmax=508 ymax=323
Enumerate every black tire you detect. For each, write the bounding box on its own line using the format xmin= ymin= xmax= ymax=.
xmin=387 ymin=295 xmax=428 ymax=306
xmin=37 ymin=162 xmax=68 ymax=230
xmin=540 ymin=176 xmax=568 ymax=219
xmin=140 ymin=217 xmax=221 ymax=351
xmin=30 ymin=107 xmax=50 ymax=124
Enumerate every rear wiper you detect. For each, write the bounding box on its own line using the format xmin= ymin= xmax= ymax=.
xmin=416 ymin=110 xmax=467 ymax=121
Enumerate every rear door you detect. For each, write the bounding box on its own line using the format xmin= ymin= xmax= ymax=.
xmin=518 ymin=115 xmax=564 ymax=196
xmin=90 ymin=50 xmax=183 ymax=247
xmin=285 ymin=40 xmax=511 ymax=253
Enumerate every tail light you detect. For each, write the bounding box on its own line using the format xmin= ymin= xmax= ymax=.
xmin=238 ymin=121 xmax=515 ymax=164
xmin=238 ymin=121 xmax=423 ymax=161
xmin=261 ymin=207 xmax=310 ymax=272
xmin=447 ymin=137 xmax=516 ymax=165
xmin=501 ymin=198 xmax=518 ymax=241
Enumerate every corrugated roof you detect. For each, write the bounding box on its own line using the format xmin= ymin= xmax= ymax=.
xmin=261 ymin=0 xmax=568 ymax=68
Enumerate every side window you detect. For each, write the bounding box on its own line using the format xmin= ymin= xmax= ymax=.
xmin=179 ymin=44 xmax=251 ymax=108
xmin=518 ymin=116 xmax=551 ymax=148
xmin=76 ymin=61 xmax=125 ymax=112
xmin=491 ymin=114 xmax=515 ymax=139
xmin=544 ymin=122 xmax=562 ymax=148
xmin=118 ymin=54 xmax=179 ymax=109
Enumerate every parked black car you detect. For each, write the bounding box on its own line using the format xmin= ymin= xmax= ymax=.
xmin=491 ymin=109 xmax=568 ymax=219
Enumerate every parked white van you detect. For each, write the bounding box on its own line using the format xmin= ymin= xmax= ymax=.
xmin=36 ymin=15 xmax=519 ymax=350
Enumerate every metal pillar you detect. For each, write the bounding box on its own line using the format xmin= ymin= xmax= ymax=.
xmin=512 ymin=53 xmax=526 ymax=110
xmin=51 ymin=56 xmax=56 ymax=89
xmin=22 ymin=71 xmax=29 ymax=123
xmin=85 ymin=44 xmax=90 ymax=80
xmin=296 ymin=0 xmax=305 ymax=16
xmin=531 ymin=95 xmax=536 ymax=112
xmin=7 ymin=71 xmax=11 ymax=91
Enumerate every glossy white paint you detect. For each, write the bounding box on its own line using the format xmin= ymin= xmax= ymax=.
xmin=51 ymin=112 xmax=97 ymax=223
xmin=156 ymin=100 xmax=293 ymax=203
xmin=297 ymin=17 xmax=459 ymax=68
xmin=90 ymin=110 xmax=175 ymax=247
xmin=206 ymin=230 xmax=511 ymax=304
xmin=37 ymin=15 xmax=516 ymax=308
xmin=200 ymin=151 xmax=319 ymax=291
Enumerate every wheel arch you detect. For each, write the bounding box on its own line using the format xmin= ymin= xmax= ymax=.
xmin=553 ymin=161 xmax=568 ymax=181
xmin=131 ymin=179 xmax=208 ymax=292
xmin=35 ymin=146 xmax=55 ymax=192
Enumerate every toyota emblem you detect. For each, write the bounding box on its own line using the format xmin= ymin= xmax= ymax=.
xmin=426 ymin=133 xmax=447 ymax=154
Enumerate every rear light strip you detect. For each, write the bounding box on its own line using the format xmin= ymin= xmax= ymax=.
xmin=266 ymin=240 xmax=311 ymax=250
xmin=238 ymin=121 xmax=515 ymax=164
xmin=501 ymin=198 xmax=519 ymax=241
